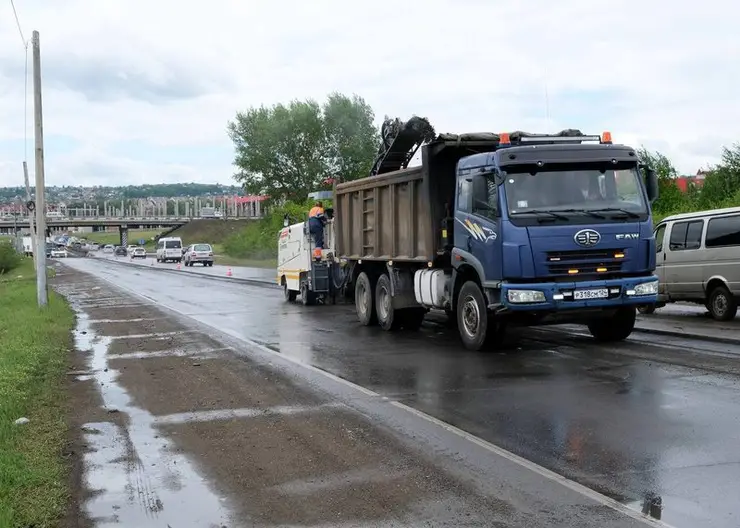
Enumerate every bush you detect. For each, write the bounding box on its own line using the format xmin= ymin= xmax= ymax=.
xmin=0 ymin=241 xmax=21 ymax=274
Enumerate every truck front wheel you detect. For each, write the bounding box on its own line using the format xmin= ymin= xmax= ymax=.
xmin=355 ymin=272 xmax=377 ymax=326
xmin=456 ymin=281 xmax=496 ymax=351
xmin=587 ymin=307 xmax=636 ymax=342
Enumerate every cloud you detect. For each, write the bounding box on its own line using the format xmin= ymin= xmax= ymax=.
xmin=0 ymin=0 xmax=737 ymax=188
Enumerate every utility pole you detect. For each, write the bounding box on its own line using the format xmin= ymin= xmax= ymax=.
xmin=23 ymin=161 xmax=36 ymax=268
xmin=32 ymin=30 xmax=48 ymax=306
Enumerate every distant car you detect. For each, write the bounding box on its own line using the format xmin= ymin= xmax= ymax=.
xmin=127 ymin=245 xmax=138 ymax=254
xmin=114 ymin=246 xmax=127 ymax=257
xmin=50 ymin=247 xmax=68 ymax=258
xmin=183 ymin=243 xmax=214 ymax=267
xmin=103 ymin=244 xmax=114 ymax=253
xmin=130 ymin=247 xmax=147 ymax=259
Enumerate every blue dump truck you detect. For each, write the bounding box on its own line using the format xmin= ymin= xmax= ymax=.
xmin=286 ymin=117 xmax=660 ymax=350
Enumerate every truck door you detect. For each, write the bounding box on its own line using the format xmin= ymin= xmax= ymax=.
xmin=454 ymin=172 xmax=503 ymax=282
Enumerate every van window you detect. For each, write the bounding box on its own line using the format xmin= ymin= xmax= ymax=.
xmin=165 ymin=240 xmax=182 ymax=249
xmin=654 ymin=224 xmax=666 ymax=253
xmin=706 ymin=215 xmax=740 ymax=248
xmin=669 ymin=220 xmax=703 ymax=251
xmin=157 ymin=241 xmax=164 ymax=249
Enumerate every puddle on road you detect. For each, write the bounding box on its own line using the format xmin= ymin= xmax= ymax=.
xmin=73 ymin=310 xmax=235 ymax=527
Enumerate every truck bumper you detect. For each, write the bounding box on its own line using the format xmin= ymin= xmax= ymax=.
xmin=497 ymin=275 xmax=659 ymax=312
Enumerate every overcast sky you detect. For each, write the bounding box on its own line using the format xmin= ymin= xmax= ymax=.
xmin=0 ymin=0 xmax=737 ymax=188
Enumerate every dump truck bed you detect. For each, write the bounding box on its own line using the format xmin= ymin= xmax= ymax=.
xmin=334 ymin=166 xmax=435 ymax=262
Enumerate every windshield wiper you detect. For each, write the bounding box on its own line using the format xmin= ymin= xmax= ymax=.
xmin=590 ymin=207 xmax=641 ymax=218
xmin=557 ymin=208 xmax=606 ymax=219
xmin=513 ymin=209 xmax=569 ymax=221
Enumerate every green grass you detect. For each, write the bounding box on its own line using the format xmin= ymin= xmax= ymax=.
xmin=0 ymin=258 xmax=75 ymax=527
xmin=86 ymin=229 xmax=165 ymax=249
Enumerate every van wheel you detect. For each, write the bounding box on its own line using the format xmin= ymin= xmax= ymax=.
xmin=707 ymin=285 xmax=737 ymax=321
xmin=587 ymin=307 xmax=636 ymax=342
xmin=376 ymin=274 xmax=402 ymax=331
xmin=456 ymin=281 xmax=497 ymax=351
xmin=355 ymin=272 xmax=377 ymax=326
xmin=637 ymin=304 xmax=656 ymax=315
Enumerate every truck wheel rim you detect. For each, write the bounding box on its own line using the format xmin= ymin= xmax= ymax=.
xmin=378 ymin=284 xmax=390 ymax=321
xmin=358 ymin=282 xmax=369 ymax=316
xmin=462 ymin=295 xmax=480 ymax=338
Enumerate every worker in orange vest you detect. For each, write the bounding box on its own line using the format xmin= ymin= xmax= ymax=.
xmin=308 ymin=201 xmax=326 ymax=256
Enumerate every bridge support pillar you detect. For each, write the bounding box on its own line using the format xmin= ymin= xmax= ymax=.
xmin=119 ymin=224 xmax=129 ymax=247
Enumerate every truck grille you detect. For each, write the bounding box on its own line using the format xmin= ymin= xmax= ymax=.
xmin=546 ymin=248 xmax=625 ymax=276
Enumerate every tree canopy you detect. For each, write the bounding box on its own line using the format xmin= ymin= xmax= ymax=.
xmin=227 ymin=92 xmax=379 ymax=202
xmin=641 ymin=143 xmax=740 ymax=221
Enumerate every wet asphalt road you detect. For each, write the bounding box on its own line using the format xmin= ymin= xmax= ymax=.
xmin=60 ymin=258 xmax=740 ymax=528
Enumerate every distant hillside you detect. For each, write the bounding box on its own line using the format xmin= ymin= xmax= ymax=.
xmin=168 ymin=219 xmax=255 ymax=245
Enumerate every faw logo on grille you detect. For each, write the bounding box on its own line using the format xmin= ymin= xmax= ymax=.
xmin=574 ymin=229 xmax=601 ymax=247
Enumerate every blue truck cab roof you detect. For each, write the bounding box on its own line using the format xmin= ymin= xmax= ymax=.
xmin=454 ymin=131 xmax=639 ymax=174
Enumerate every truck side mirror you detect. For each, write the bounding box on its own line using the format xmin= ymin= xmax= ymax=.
xmin=644 ymin=167 xmax=659 ymax=203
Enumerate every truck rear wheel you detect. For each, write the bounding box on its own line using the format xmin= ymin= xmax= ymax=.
xmin=376 ymin=274 xmax=402 ymax=330
xmin=587 ymin=307 xmax=636 ymax=342
xmin=456 ymin=281 xmax=498 ymax=351
xmin=355 ymin=272 xmax=377 ymax=326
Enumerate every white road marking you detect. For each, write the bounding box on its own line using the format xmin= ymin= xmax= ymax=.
xmin=108 ymin=330 xmax=198 ymax=340
xmin=153 ymin=403 xmax=339 ymax=425
xmin=81 ymin=267 xmax=676 ymax=528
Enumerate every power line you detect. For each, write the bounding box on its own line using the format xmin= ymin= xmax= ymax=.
xmin=9 ymin=0 xmax=27 ymax=47
xmin=9 ymin=0 xmax=30 ymax=164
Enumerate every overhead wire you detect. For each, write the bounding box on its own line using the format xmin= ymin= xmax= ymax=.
xmin=9 ymin=0 xmax=30 ymax=165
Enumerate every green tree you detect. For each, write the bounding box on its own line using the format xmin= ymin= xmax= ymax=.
xmin=637 ymin=148 xmax=686 ymax=215
xmin=227 ymin=93 xmax=379 ymax=202
xmin=698 ymin=144 xmax=740 ymax=208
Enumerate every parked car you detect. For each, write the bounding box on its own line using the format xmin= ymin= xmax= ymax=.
xmin=114 ymin=246 xmax=127 ymax=257
xmin=183 ymin=243 xmax=214 ymax=267
xmin=50 ymin=247 xmax=68 ymax=258
xmin=103 ymin=244 xmax=114 ymax=253
xmin=130 ymin=247 xmax=147 ymax=259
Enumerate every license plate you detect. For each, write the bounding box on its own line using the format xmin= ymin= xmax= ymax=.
xmin=573 ymin=288 xmax=609 ymax=300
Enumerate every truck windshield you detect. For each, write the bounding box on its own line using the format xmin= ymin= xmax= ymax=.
xmin=504 ymin=167 xmax=647 ymax=217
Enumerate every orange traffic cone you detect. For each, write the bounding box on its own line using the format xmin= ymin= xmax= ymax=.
xmin=226 ymin=267 xmax=232 ymax=277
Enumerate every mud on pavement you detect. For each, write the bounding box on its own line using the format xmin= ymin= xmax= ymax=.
xmin=55 ymin=266 xmax=525 ymax=527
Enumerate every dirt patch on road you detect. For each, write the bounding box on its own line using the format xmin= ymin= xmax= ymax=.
xmin=112 ymin=355 xmax=323 ymax=416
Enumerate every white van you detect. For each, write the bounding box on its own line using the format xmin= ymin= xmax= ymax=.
xmin=156 ymin=237 xmax=184 ymax=263
xmin=647 ymin=206 xmax=740 ymax=321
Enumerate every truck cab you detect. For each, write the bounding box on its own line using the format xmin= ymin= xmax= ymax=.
xmin=448 ymin=131 xmax=659 ymax=348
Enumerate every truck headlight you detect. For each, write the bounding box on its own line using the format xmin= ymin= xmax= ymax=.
xmin=507 ymin=289 xmax=546 ymax=303
xmin=627 ymin=280 xmax=659 ymax=296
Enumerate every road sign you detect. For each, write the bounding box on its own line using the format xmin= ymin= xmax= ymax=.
xmin=139 ymin=239 xmax=145 ymax=245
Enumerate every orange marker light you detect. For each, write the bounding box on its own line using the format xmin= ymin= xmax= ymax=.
xmin=500 ymin=132 xmax=511 ymax=145
xmin=597 ymin=267 xmax=607 ymax=272
xmin=602 ymin=131 xmax=613 ymax=144
xmin=614 ymin=252 xmax=625 ymax=258
xmin=568 ymin=269 xmax=579 ymax=274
